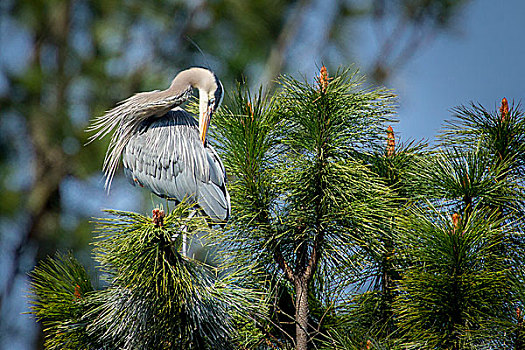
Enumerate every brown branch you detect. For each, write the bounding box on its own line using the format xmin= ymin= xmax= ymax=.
xmin=261 ymin=0 xmax=311 ymax=88
xmin=305 ymin=228 xmax=324 ymax=281
xmin=274 ymin=247 xmax=295 ymax=283
xmin=267 ymin=309 xmax=297 ymax=345
xmin=311 ymin=300 xmax=334 ymax=335
xmin=391 ymin=20 xmax=435 ymax=72
xmin=295 ymin=235 xmax=309 ymax=276
xmin=4 ymin=3 xmax=72 ymax=301
xmin=252 ymin=318 xmax=292 ymax=349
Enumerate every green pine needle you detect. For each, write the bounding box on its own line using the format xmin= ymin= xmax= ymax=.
xmin=29 ymin=205 xmax=265 ymax=349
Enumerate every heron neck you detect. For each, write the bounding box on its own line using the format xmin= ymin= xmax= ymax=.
xmin=171 ymin=67 xmax=215 ymax=91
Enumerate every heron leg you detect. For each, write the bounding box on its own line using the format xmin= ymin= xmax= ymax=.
xmin=182 ymin=210 xmax=197 ymax=257
xmin=171 ymin=209 xmax=197 ymax=257
xmin=165 ymin=198 xmax=170 ymax=213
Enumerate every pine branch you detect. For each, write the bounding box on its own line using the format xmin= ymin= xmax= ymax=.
xmin=274 ymin=247 xmax=295 ymax=283
xmin=305 ymin=229 xmax=324 ymax=281
xmin=29 ymin=205 xmax=264 ymax=350
xmin=28 ymin=253 xmax=97 ymax=350
xmin=395 ymin=203 xmax=514 ymax=347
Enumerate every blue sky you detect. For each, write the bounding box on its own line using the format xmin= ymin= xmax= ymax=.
xmin=2 ymin=0 xmax=523 ymax=143
xmin=279 ymin=0 xmax=525 ymax=144
xmin=383 ymin=0 xmax=525 ymax=142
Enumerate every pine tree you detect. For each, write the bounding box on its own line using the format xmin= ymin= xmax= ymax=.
xmin=212 ymin=66 xmax=396 ymax=350
xmin=30 ymin=205 xmax=262 ymax=349
xmin=393 ymin=99 xmax=525 ymax=349
xmin=314 ymin=99 xmax=525 ymax=349
xmin=321 ymin=126 xmax=429 ymax=349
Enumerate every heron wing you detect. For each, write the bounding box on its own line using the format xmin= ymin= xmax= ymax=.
xmin=196 ymin=144 xmax=230 ymax=221
xmin=86 ymin=87 xmax=193 ymax=191
xmin=122 ymin=108 xmax=230 ymax=222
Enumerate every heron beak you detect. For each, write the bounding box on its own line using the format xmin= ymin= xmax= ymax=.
xmin=199 ymin=105 xmax=213 ymax=144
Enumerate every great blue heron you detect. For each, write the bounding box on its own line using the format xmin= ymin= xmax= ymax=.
xmin=87 ymin=67 xmax=230 ymax=223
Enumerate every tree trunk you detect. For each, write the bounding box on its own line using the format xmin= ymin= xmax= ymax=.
xmin=295 ymin=277 xmax=309 ymax=350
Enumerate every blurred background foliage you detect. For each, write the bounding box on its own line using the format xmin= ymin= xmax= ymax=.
xmin=0 ymin=0 xmax=469 ymax=348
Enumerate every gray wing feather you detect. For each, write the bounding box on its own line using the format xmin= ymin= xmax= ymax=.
xmin=122 ymin=108 xmax=230 ymax=222
xmin=206 ymin=152 xmax=223 ymax=186
xmin=198 ymin=182 xmax=229 ymax=220
xmin=196 ymin=145 xmax=230 ymax=221
xmin=87 ymin=87 xmax=192 ymax=191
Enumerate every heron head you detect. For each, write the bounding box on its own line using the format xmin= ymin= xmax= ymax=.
xmin=198 ymin=73 xmax=223 ymax=145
